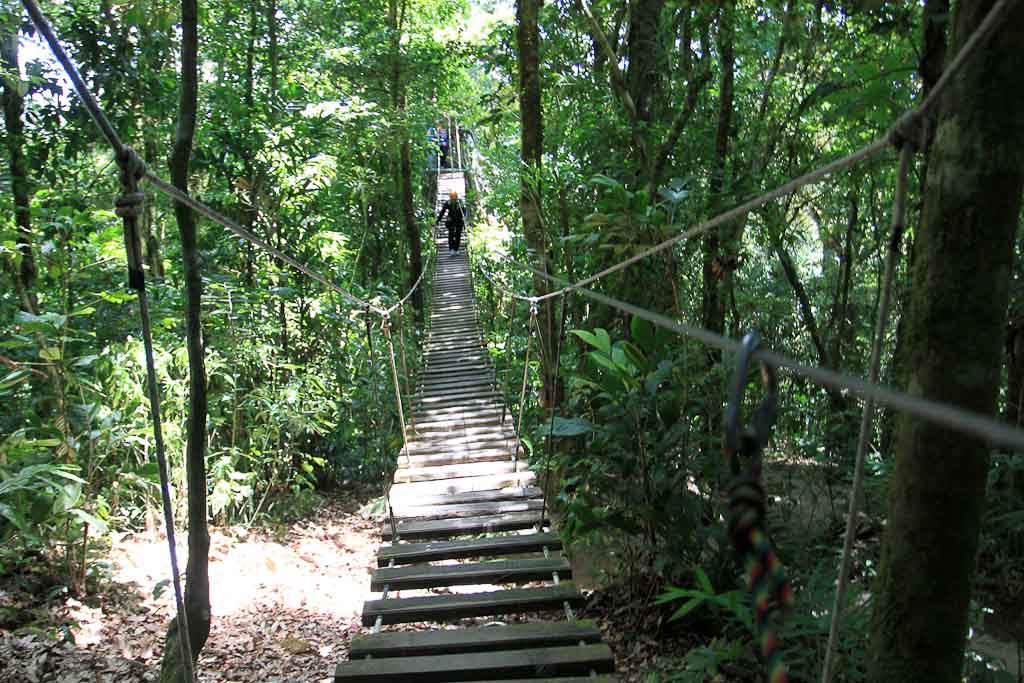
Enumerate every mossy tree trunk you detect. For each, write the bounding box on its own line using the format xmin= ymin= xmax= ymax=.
xmin=159 ymin=0 xmax=211 ymax=678
xmin=389 ymin=0 xmax=423 ymax=322
xmin=1 ymin=23 xmax=38 ymax=313
xmin=516 ymin=0 xmax=559 ymax=407
xmin=867 ymin=1 xmax=1024 ymax=680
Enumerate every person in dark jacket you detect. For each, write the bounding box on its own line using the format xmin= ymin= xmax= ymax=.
xmin=437 ymin=127 xmax=450 ymax=168
xmin=437 ymin=190 xmax=465 ymax=253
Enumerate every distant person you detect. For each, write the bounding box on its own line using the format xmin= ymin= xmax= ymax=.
xmin=438 ymin=127 xmax=450 ymax=168
xmin=437 ymin=190 xmax=465 ymax=253
xmin=426 ymin=126 xmax=439 ymax=169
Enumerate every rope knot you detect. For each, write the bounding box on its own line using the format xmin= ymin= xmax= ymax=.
xmin=115 ymin=192 xmax=146 ymax=219
xmin=888 ymin=111 xmax=922 ymax=151
xmin=116 ymin=146 xmax=147 ymax=187
xmin=115 ymin=147 xmax=147 ymax=218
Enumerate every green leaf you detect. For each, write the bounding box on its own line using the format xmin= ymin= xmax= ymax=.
xmin=588 ymin=350 xmax=621 ymax=374
xmin=548 ymin=416 xmax=594 ymax=437
xmin=670 ymin=596 xmax=706 ymax=621
xmin=70 ymin=508 xmax=108 ymax=533
xmin=694 ymin=566 xmax=713 ymax=594
xmin=0 ymin=370 xmax=30 ymax=391
xmin=39 ymin=347 xmax=62 ymax=361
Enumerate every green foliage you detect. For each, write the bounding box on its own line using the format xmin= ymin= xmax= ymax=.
xmin=541 ymin=320 xmax=718 ymax=583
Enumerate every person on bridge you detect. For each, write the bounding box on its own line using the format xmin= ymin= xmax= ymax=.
xmin=426 ymin=126 xmax=439 ymax=169
xmin=438 ymin=127 xmax=450 ymax=168
xmin=437 ymin=190 xmax=466 ymax=254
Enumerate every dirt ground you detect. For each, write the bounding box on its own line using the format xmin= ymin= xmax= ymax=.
xmin=0 ymin=492 xmax=377 ymax=683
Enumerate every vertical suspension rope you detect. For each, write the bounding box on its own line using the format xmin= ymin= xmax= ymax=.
xmin=539 ymin=293 xmax=569 ymax=531
xmin=396 ymin=304 xmax=416 ymax=436
xmin=115 ymin=150 xmax=196 ymax=682
xmin=383 ymin=316 xmax=412 ymax=467
xmin=514 ymin=303 xmax=539 ymax=468
xmin=500 ymin=294 xmax=517 ymax=424
xmin=820 ymin=145 xmax=914 ymax=683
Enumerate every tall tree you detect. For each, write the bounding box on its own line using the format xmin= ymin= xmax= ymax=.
xmin=1 ymin=19 xmax=38 ymax=313
xmin=867 ymin=1 xmax=1024 ymax=680
xmin=389 ymin=0 xmax=424 ymax=320
xmin=516 ymin=0 xmax=558 ymax=405
xmin=701 ymin=0 xmax=734 ymax=344
xmin=159 ymin=0 xmax=210 ymax=677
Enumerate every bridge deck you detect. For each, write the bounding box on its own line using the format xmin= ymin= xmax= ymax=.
xmin=334 ymin=173 xmax=618 ymax=681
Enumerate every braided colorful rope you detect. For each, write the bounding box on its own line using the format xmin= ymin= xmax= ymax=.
xmin=728 ymin=471 xmax=794 ymax=683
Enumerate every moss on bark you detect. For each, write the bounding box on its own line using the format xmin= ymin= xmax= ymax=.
xmin=867 ymin=2 xmax=1024 ymax=681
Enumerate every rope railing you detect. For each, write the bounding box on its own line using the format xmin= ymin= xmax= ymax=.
xmin=524 ymin=265 xmax=1024 ymax=452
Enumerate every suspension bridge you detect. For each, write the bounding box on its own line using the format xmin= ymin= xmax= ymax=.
xmin=333 ymin=173 xmax=618 ymax=681
xmin=16 ymin=0 xmax=1024 ymax=679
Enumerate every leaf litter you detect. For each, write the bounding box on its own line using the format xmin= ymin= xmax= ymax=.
xmin=0 ymin=492 xmax=377 ymax=682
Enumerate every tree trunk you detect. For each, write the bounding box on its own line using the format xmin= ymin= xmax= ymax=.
xmin=159 ymin=0 xmax=210 ymax=678
xmin=701 ymin=0 xmax=734 ymax=344
xmin=241 ymin=0 xmax=259 ymax=289
xmin=882 ymin=0 xmax=949 ymax=455
xmin=624 ymin=0 xmax=665 ymax=177
xmin=1 ymin=27 xmax=38 ymax=312
xmin=389 ymin=0 xmax=423 ymax=321
xmin=867 ymin=2 xmax=1024 ymax=680
xmin=516 ymin=0 xmax=558 ymax=406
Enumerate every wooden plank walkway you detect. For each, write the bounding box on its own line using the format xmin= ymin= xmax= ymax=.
xmin=334 ymin=174 xmax=618 ymax=681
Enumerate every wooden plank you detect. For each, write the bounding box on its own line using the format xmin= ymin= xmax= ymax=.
xmin=392 ymin=459 xmax=523 ymax=484
xmin=389 ymin=486 xmax=541 ymax=512
xmin=388 ymin=470 xmax=535 ymax=500
xmin=414 ymin=404 xmax=504 ymax=417
xmin=349 ymin=621 xmax=601 ymax=659
xmin=377 ymin=532 xmax=560 ymax=566
xmin=393 ymin=498 xmax=542 ymax=522
xmin=412 ymin=410 xmax=505 ymax=424
xmin=382 ymin=511 xmax=544 ymax=541
xmin=412 ymin=417 xmax=509 ymax=434
xmin=406 ymin=435 xmax=512 ymax=451
xmin=370 ymin=557 xmax=570 ymax=590
xmin=412 ymin=420 xmax=511 ymax=435
xmin=397 ymin=448 xmax=514 ymax=469
xmin=360 ymin=583 xmax=583 ymax=626
xmin=335 ymin=644 xmax=612 ymax=682
xmin=417 ymin=391 xmax=501 ymax=405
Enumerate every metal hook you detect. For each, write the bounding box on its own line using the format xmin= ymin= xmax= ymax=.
xmin=724 ymin=332 xmax=778 ymax=474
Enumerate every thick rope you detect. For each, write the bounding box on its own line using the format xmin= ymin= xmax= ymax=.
xmin=820 ymin=145 xmax=913 ymax=682
xmin=724 ymin=333 xmax=792 ymax=683
xmin=383 ymin=251 xmax=433 ymax=317
xmin=525 ymin=265 xmax=1024 ymax=452
xmin=114 ymin=149 xmax=196 ymax=681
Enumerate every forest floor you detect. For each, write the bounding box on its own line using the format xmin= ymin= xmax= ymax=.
xmin=3 ymin=486 xmax=1017 ymax=682
xmin=0 ymin=491 xmax=376 ymax=682
xmin=0 ymin=490 xmax=675 ymax=683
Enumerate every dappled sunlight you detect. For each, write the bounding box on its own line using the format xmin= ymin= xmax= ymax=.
xmin=40 ymin=495 xmax=380 ymax=682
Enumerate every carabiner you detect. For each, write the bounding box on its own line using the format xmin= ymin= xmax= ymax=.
xmin=724 ymin=331 xmax=778 ymax=476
